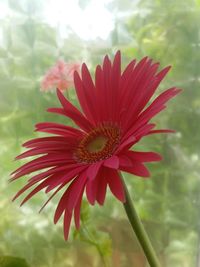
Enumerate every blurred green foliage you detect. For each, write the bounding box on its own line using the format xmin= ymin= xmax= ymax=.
xmin=0 ymin=0 xmax=200 ymax=266
xmin=0 ymin=256 xmax=30 ymax=267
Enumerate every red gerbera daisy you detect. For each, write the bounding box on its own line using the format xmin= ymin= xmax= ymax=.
xmin=11 ymin=51 xmax=181 ymax=240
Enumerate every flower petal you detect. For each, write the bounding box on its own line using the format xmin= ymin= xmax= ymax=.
xmin=23 ymin=136 xmax=70 ymax=148
xmin=74 ymin=66 xmax=97 ymax=123
xmin=62 ymin=173 xmax=87 ymax=213
xmin=147 ymin=129 xmax=176 ymax=135
xmin=39 ymin=182 xmax=67 ymax=213
xmin=96 ymin=176 xmax=107 ymax=205
xmin=124 ymin=150 xmax=162 ymax=162
xmin=63 ymin=210 xmax=72 ymax=240
xmin=55 ymin=89 xmax=93 ymax=132
xmin=46 ymin=165 xmax=87 ymax=192
xmin=19 ymin=176 xmax=55 ymax=206
xmin=86 ymin=176 xmax=98 ymax=205
xmin=103 ymin=155 xmax=119 ymax=169
xmin=119 ymin=156 xmax=150 ymax=178
xmin=74 ymin=188 xmax=84 ymax=229
xmin=86 ymin=161 xmax=102 ymax=181
xmin=106 ymin=169 xmax=125 ymax=202
xmin=35 ymin=122 xmax=83 ymax=138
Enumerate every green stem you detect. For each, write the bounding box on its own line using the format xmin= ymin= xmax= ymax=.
xmin=120 ymin=173 xmax=161 ymax=267
xmin=82 ymin=223 xmax=107 ymax=267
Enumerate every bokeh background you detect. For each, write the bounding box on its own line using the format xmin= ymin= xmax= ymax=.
xmin=0 ymin=0 xmax=200 ymax=266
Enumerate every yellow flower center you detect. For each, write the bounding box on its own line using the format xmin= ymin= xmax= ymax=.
xmin=86 ymin=135 xmax=108 ymax=153
xmin=75 ymin=124 xmax=120 ymax=163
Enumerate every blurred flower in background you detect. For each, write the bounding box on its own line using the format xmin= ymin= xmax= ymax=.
xmin=41 ymin=60 xmax=80 ymax=92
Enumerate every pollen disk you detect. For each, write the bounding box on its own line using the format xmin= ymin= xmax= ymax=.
xmin=75 ymin=125 xmax=120 ymax=163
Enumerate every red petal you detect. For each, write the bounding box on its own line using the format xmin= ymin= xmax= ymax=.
xmin=147 ymin=129 xmax=176 ymax=135
xmin=124 ymin=151 xmax=162 ymax=162
xmin=56 ymin=89 xmax=93 ymax=132
xmin=81 ymin=63 xmax=96 ymax=92
xmin=135 ymin=66 xmax=171 ymax=115
xmin=74 ymin=66 xmax=96 ymax=123
xmin=86 ymin=176 xmax=98 ymax=205
xmin=23 ymin=136 xmax=68 ymax=148
xmin=74 ymin=188 xmax=84 ymax=229
xmin=106 ymin=169 xmax=125 ymax=202
xmin=53 ymin=171 xmax=87 ymax=223
xmin=12 ymin=159 xmax=64 ymax=179
xmin=63 ymin=210 xmax=72 ymax=240
xmin=54 ymin=189 xmax=69 ymax=224
xmin=121 ymin=57 xmax=150 ymax=114
xmin=12 ymin=178 xmax=40 ymax=201
xmin=16 ymin=147 xmax=73 ymax=160
xmin=86 ymin=161 xmax=102 ymax=180
xmin=46 ymin=165 xmax=87 ymax=192
xmin=13 ymin=155 xmax=72 ymax=175
xmin=116 ymin=135 xmax=136 ymax=154
xmin=111 ymin=51 xmax=121 ymax=121
xmin=120 ymin=160 xmax=150 ymax=178
xmin=19 ymin=176 xmax=55 ymax=206
xmin=46 ymin=107 xmax=67 ymax=117
xmin=39 ymin=182 xmax=67 ymax=213
xmin=66 ymin=172 xmax=87 ymax=212
xmin=35 ymin=122 xmax=83 ymax=138
xmin=122 ymin=61 xmax=159 ymax=129
xmin=120 ymin=59 xmax=136 ymax=93
xmin=118 ymin=124 xmax=155 ymax=153
xmin=104 ymin=155 xmax=119 ymax=169
xmin=12 ymin=162 xmax=80 ymax=181
xmin=96 ymin=175 xmax=107 ymax=205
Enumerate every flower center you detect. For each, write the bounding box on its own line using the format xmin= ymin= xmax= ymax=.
xmin=86 ymin=135 xmax=108 ymax=153
xmin=75 ymin=124 xmax=120 ymax=163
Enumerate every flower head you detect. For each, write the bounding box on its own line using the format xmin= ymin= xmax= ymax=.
xmin=41 ymin=60 xmax=80 ymax=92
xmin=11 ymin=51 xmax=181 ymax=240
